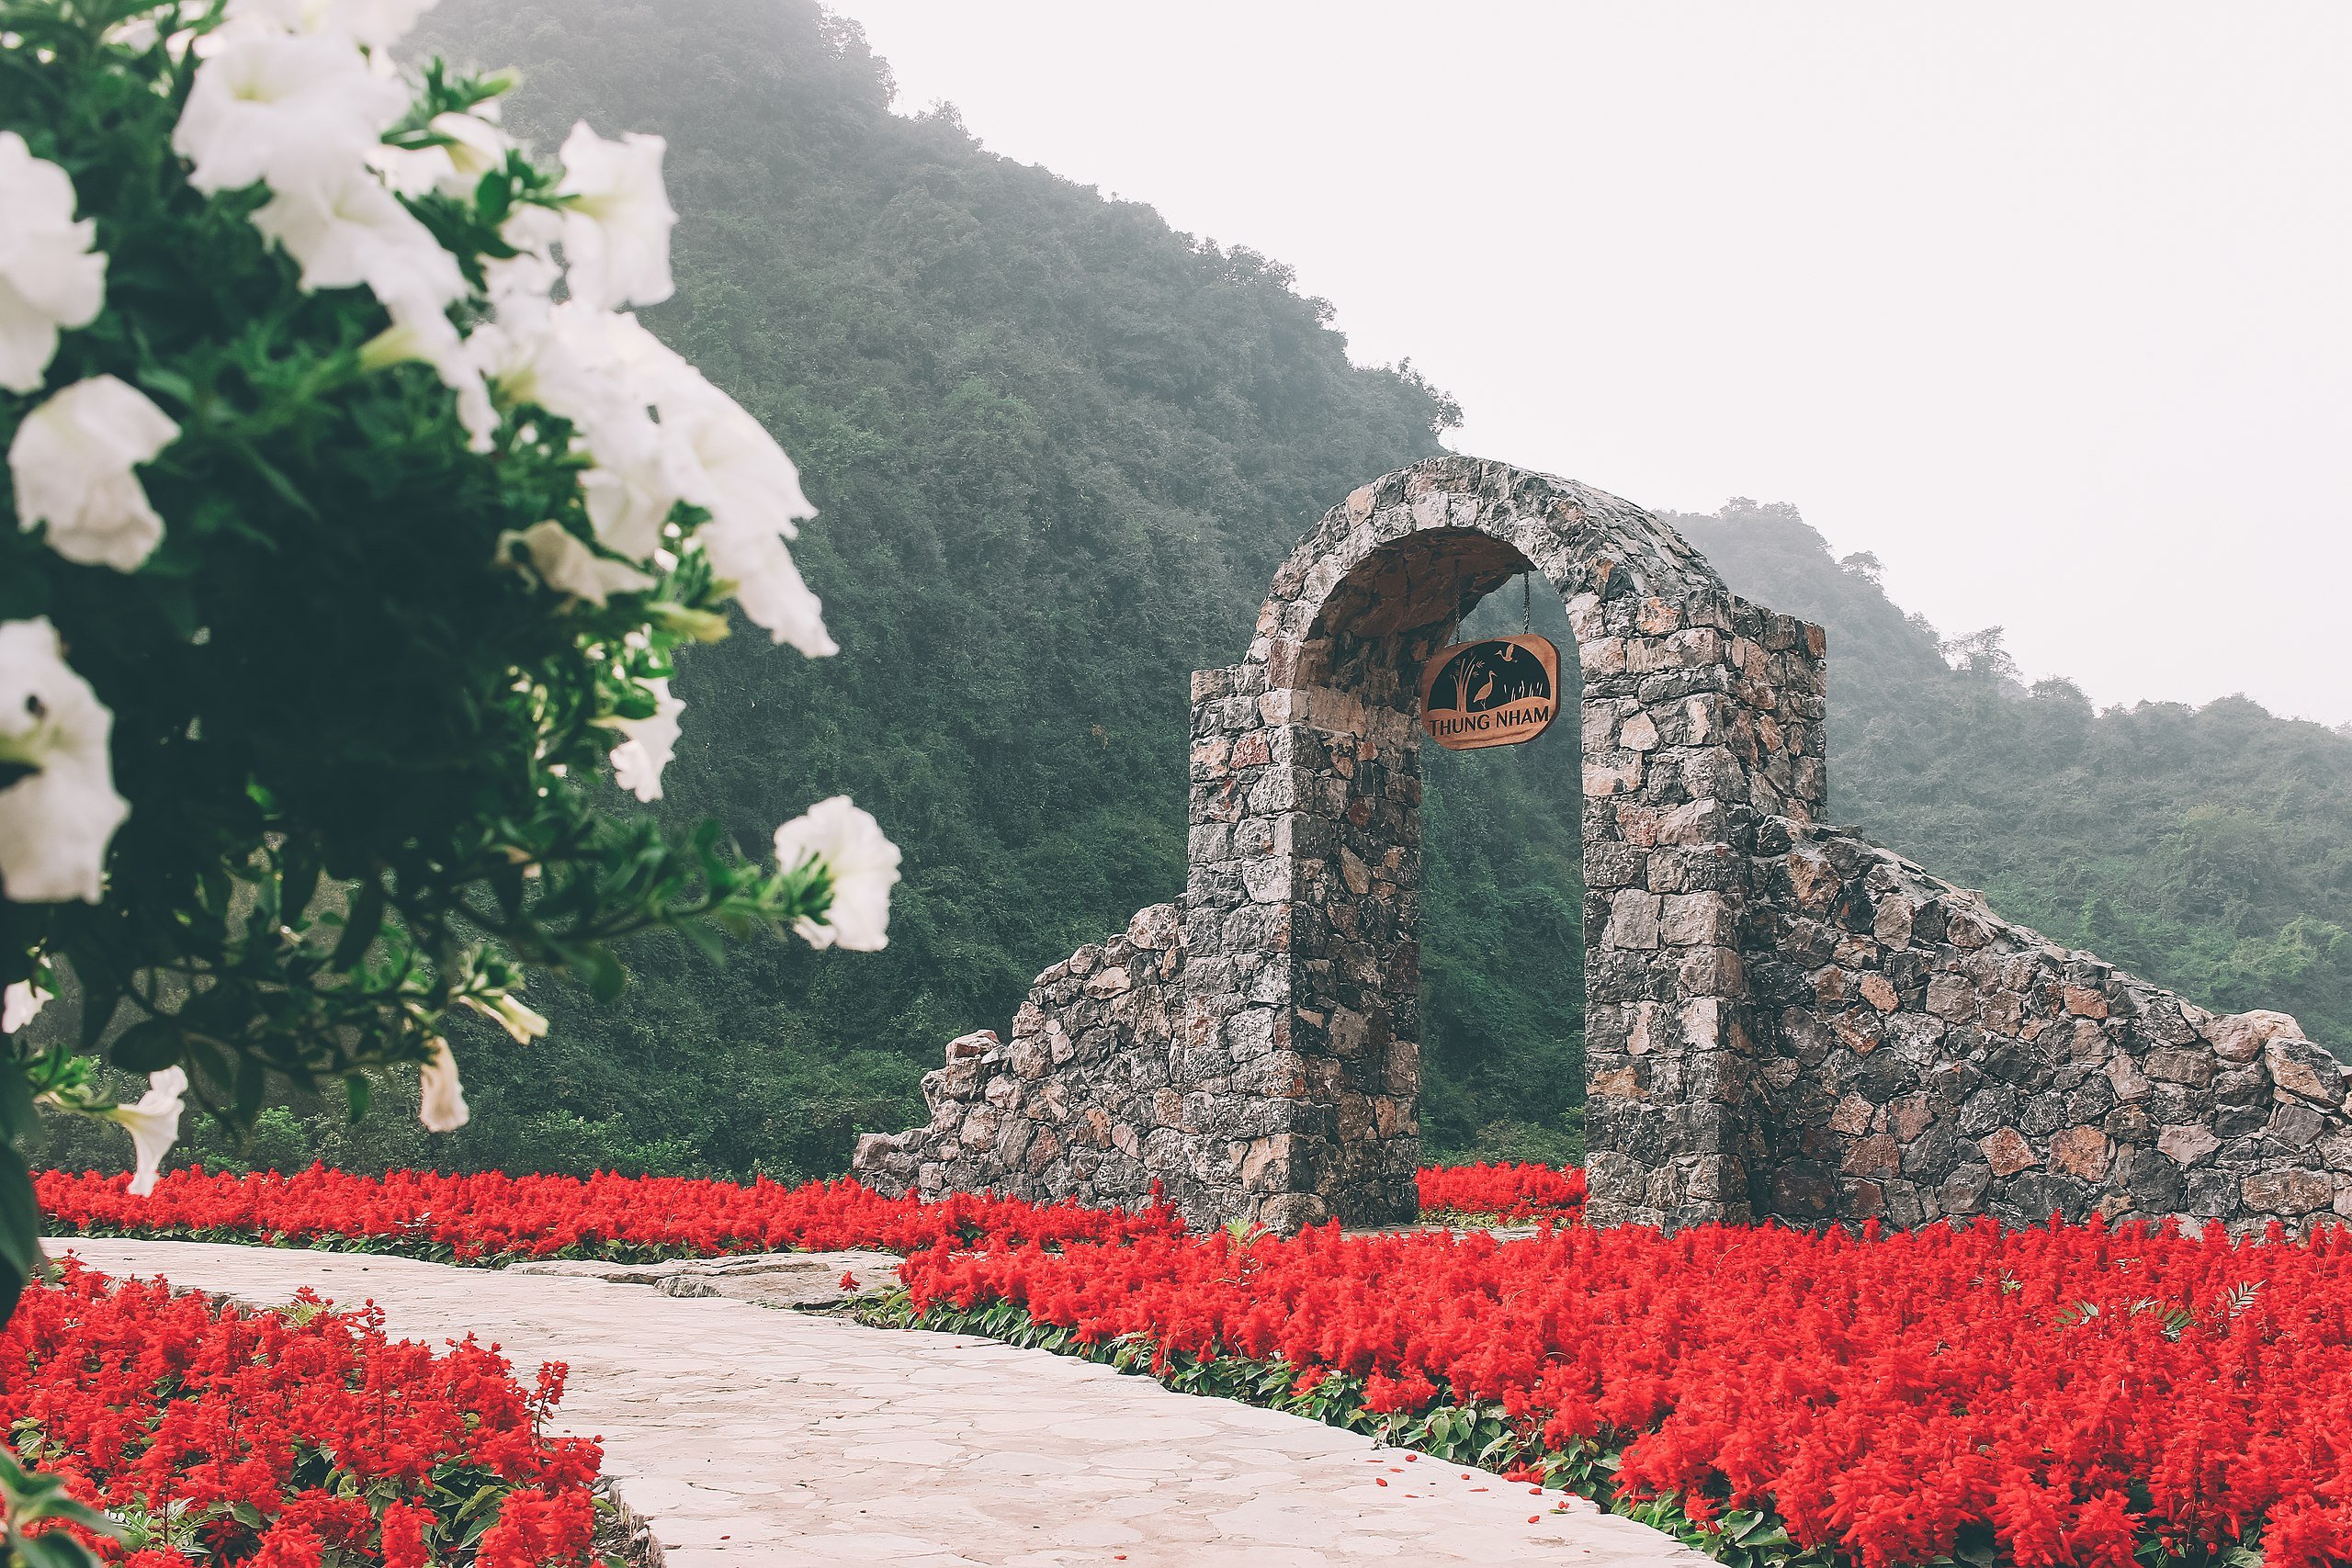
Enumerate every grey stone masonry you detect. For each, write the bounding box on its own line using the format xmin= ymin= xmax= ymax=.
xmin=1744 ymin=819 xmax=2352 ymax=1232
xmin=857 ymin=454 xmax=2350 ymax=1237
xmin=852 ymin=904 xmax=1188 ymax=1219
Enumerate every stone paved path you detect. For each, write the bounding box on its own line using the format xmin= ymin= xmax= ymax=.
xmin=55 ymin=1239 xmax=1705 ymax=1568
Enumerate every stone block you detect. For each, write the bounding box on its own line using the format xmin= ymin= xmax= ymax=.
xmin=1127 ymin=903 xmax=1183 ymax=951
xmin=2063 ymin=986 xmax=2109 ymax=1019
xmin=2048 ymin=1124 xmax=2112 ymax=1181
xmin=1841 ymin=1134 xmax=1902 ymax=1179
xmin=2267 ymin=1032 xmax=2346 ymax=1107
xmin=2104 ymin=1053 xmax=2151 ymax=1102
xmin=1605 ymin=890 xmax=1665 ymax=950
xmin=2144 ymin=1048 xmax=2214 ymax=1089
xmin=2241 ymin=1168 xmax=2334 ymax=1215
xmin=1980 ymin=1127 xmax=2038 ymax=1178
xmin=945 ymin=1029 xmax=998 ymax=1062
xmin=1937 ymin=1163 xmax=1992 ymax=1214
xmin=2205 ymin=1008 xmax=2301 ymax=1066
xmin=1660 ymin=892 xmax=1733 ymax=947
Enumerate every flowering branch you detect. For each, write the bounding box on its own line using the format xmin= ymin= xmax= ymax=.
xmin=0 ymin=0 xmax=901 ymax=1343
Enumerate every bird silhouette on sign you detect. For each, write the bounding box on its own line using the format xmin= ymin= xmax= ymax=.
xmin=1428 ymin=640 xmax=1553 ymax=713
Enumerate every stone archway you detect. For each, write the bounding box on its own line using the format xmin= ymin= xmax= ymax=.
xmin=855 ymin=455 xmax=2352 ymax=1236
xmin=857 ymin=456 xmax=1829 ymax=1231
xmin=1181 ymin=457 xmax=1826 ymax=1229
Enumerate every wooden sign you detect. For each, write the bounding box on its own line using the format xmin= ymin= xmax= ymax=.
xmin=1418 ymin=634 xmax=1561 ymax=750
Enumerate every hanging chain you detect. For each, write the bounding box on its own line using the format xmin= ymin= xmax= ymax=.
xmin=1522 ymin=571 xmax=1532 ymax=635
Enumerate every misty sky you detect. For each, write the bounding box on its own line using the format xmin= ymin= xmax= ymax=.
xmin=829 ymin=3 xmax=2351 ymax=727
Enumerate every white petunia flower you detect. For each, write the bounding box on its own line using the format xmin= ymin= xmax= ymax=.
xmin=578 ymin=446 xmax=683 ymax=561
xmin=249 ymin=152 xmax=466 ymax=313
xmin=591 ymin=307 xmax=699 ymax=391
xmin=1 ymin=980 xmax=46 ymax=1034
xmin=418 ymin=1036 xmax=469 ymax=1132
xmin=469 ymin=304 xmax=695 ymax=555
xmin=701 ymin=517 xmax=835 ymax=658
xmin=10 ymin=375 xmax=182 ymax=571
xmin=428 ymin=110 xmax=510 ymax=195
xmin=0 ymin=618 xmax=130 ymax=904
xmin=509 ymin=316 xmax=833 ymax=654
xmin=0 ymin=132 xmax=107 ymax=395
xmin=469 ymin=299 xmax=630 ymax=432
xmin=483 ymin=204 xmax=563 ymax=321
xmin=370 ymin=110 xmax=510 ymax=201
xmin=172 ymin=31 xmax=407 ymax=195
xmin=605 ymin=677 xmax=684 ymax=803
xmin=496 ymin=520 xmax=654 ymax=606
xmin=360 ymin=300 xmax=498 ymax=452
xmin=108 ymin=1067 xmax=188 ymax=1197
xmin=773 ymin=795 xmax=899 ymax=952
xmin=461 ymin=989 xmax=548 ymax=1043
xmin=223 ymin=0 xmax=442 ymax=51
xmin=554 ymin=122 xmax=677 ymax=310
xmin=659 ymin=387 xmax=835 ymax=655
xmin=367 ymin=141 xmax=451 ymax=200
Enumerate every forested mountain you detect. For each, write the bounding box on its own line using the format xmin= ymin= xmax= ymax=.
xmin=29 ymin=2 xmax=2346 ymax=1182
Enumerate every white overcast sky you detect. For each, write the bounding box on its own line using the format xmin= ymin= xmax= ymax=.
xmin=827 ymin=3 xmax=2351 ymax=726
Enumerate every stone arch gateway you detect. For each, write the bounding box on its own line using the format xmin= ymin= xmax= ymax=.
xmin=855 ymin=457 xmax=2352 ymax=1235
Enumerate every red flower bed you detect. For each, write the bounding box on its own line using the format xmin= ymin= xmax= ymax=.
xmin=2 ymin=1261 xmax=600 ymax=1566
xmin=38 ymin=1164 xmax=1573 ymax=1262
xmin=36 ymin=1168 xmax=1182 ymax=1263
xmin=1414 ymin=1161 xmax=1585 ymax=1223
xmin=900 ymin=1216 xmax=2352 ymax=1568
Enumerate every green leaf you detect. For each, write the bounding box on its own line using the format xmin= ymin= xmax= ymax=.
xmin=582 ymin=946 xmax=628 ymax=1005
xmin=331 ymin=879 xmax=387 ymax=969
xmin=75 ymin=970 xmax=124 ymax=1051
xmin=20 ymin=1531 xmax=108 ymax=1568
xmin=232 ymin=440 xmax=320 ymax=519
xmin=138 ymin=366 xmax=197 ymax=407
xmin=109 ymin=1019 xmax=182 ymax=1076
xmin=0 ymin=1068 xmax=32 ymax=1148
xmin=0 ymin=1146 xmax=40 ymax=1327
xmin=233 ymin=1054 xmax=266 ymax=1123
xmin=281 ymin=840 xmax=322 ymax=928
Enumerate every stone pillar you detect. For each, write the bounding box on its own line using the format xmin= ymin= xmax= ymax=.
xmin=1571 ymin=583 xmax=1827 ymax=1228
xmin=1183 ymin=658 xmax=1422 ymax=1231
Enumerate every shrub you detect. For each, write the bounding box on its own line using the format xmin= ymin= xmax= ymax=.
xmin=0 ymin=0 xmax=899 ymax=1353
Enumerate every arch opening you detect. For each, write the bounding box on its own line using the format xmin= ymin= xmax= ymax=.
xmin=1416 ymin=580 xmax=1588 ymax=1167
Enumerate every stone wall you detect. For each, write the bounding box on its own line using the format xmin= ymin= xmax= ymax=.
xmin=1742 ymin=819 xmax=2352 ymax=1230
xmin=851 ymin=904 xmax=1185 ymax=1217
xmin=855 ymin=454 xmax=2352 ymax=1238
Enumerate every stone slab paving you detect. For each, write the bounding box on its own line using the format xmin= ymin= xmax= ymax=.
xmin=53 ymin=1239 xmax=1705 ymax=1568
